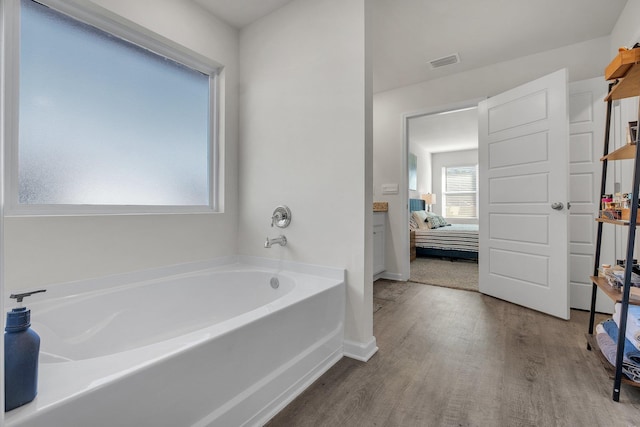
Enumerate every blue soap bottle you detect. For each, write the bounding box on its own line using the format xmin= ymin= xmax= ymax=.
xmin=5 ymin=289 xmax=46 ymax=412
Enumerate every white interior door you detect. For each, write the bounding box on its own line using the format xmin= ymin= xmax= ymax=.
xmin=479 ymin=69 xmax=570 ymax=320
xmin=568 ymin=77 xmax=614 ymax=313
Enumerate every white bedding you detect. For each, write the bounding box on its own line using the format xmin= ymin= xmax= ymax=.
xmin=413 ymin=224 xmax=478 ymax=252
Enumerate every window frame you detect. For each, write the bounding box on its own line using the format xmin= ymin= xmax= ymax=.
xmin=3 ymin=0 xmax=221 ymax=216
xmin=441 ymin=164 xmax=478 ymax=220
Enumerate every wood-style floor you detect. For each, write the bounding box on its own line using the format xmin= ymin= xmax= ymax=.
xmin=267 ymin=280 xmax=640 ymax=426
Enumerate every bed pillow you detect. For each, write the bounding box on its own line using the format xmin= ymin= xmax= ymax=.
xmin=409 ymin=212 xmax=419 ymax=230
xmin=411 ymin=210 xmax=431 ymax=229
xmin=425 ymin=213 xmax=448 ymax=229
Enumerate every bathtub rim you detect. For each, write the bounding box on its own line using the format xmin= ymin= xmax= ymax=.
xmin=4 ymin=256 xmax=346 ymax=426
xmin=4 ymin=255 xmax=345 ymax=306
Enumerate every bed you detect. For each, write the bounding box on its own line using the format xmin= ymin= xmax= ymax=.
xmin=410 ymin=198 xmax=478 ymax=261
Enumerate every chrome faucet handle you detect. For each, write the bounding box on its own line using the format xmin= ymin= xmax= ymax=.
xmin=271 ymin=206 xmax=291 ymax=228
xmin=271 ymin=212 xmax=282 ymax=227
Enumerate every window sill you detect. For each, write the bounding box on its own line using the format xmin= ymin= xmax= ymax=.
xmin=4 ymin=205 xmax=218 ymax=217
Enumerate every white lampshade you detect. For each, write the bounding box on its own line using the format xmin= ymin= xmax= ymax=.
xmin=421 ymin=193 xmax=436 ymax=205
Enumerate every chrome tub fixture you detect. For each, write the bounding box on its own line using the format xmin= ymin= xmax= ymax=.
xmin=264 ymin=235 xmax=287 ymax=248
xmin=271 ymin=206 xmax=291 ymax=228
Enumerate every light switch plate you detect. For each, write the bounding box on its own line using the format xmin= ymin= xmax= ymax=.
xmin=381 ymin=184 xmax=399 ymax=195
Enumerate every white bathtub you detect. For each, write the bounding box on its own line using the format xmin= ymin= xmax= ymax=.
xmin=5 ymin=257 xmax=345 ymax=427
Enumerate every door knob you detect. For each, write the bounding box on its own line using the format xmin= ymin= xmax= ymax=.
xmin=551 ymin=202 xmax=564 ymax=210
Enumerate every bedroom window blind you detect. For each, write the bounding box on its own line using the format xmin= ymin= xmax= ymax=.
xmin=442 ymin=165 xmax=478 ymax=218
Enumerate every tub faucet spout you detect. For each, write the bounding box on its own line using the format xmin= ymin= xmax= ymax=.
xmin=265 ymin=235 xmax=287 ymax=248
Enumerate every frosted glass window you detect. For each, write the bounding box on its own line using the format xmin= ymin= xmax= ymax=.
xmin=18 ymin=0 xmax=213 ymax=207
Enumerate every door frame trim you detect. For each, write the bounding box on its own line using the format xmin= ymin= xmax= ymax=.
xmin=400 ymin=98 xmax=485 ymax=280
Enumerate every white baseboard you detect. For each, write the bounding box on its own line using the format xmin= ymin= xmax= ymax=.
xmin=343 ymin=337 xmax=378 ymax=362
xmin=379 ymin=271 xmax=403 ymax=281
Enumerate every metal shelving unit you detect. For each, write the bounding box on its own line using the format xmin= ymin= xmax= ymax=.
xmin=588 ymin=48 xmax=640 ymax=402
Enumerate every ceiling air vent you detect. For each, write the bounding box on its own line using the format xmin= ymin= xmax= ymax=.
xmin=428 ymin=53 xmax=460 ymax=69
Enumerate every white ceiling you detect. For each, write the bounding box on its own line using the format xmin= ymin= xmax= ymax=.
xmin=195 ymin=0 xmax=628 ymax=153
xmin=193 ymin=0 xmax=293 ymax=28
xmin=409 ymin=107 xmax=478 ymax=154
xmin=194 ymin=0 xmax=628 ymax=93
xmin=372 ymin=0 xmax=628 ymax=93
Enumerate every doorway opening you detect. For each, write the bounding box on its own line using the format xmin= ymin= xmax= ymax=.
xmin=402 ymin=102 xmax=481 ymax=291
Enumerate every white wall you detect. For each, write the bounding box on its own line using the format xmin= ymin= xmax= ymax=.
xmin=238 ymin=0 xmax=375 ymax=356
xmin=4 ymin=0 xmax=240 ymax=290
xmin=374 ymin=36 xmax=611 ymax=279
xmin=431 ymin=149 xmax=478 ymax=224
xmin=408 ymin=144 xmax=431 ymax=199
xmin=611 ymin=0 xmax=640 ymax=50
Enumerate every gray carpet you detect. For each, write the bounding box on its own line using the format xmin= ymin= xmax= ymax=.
xmin=410 ymin=257 xmax=478 ymax=292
